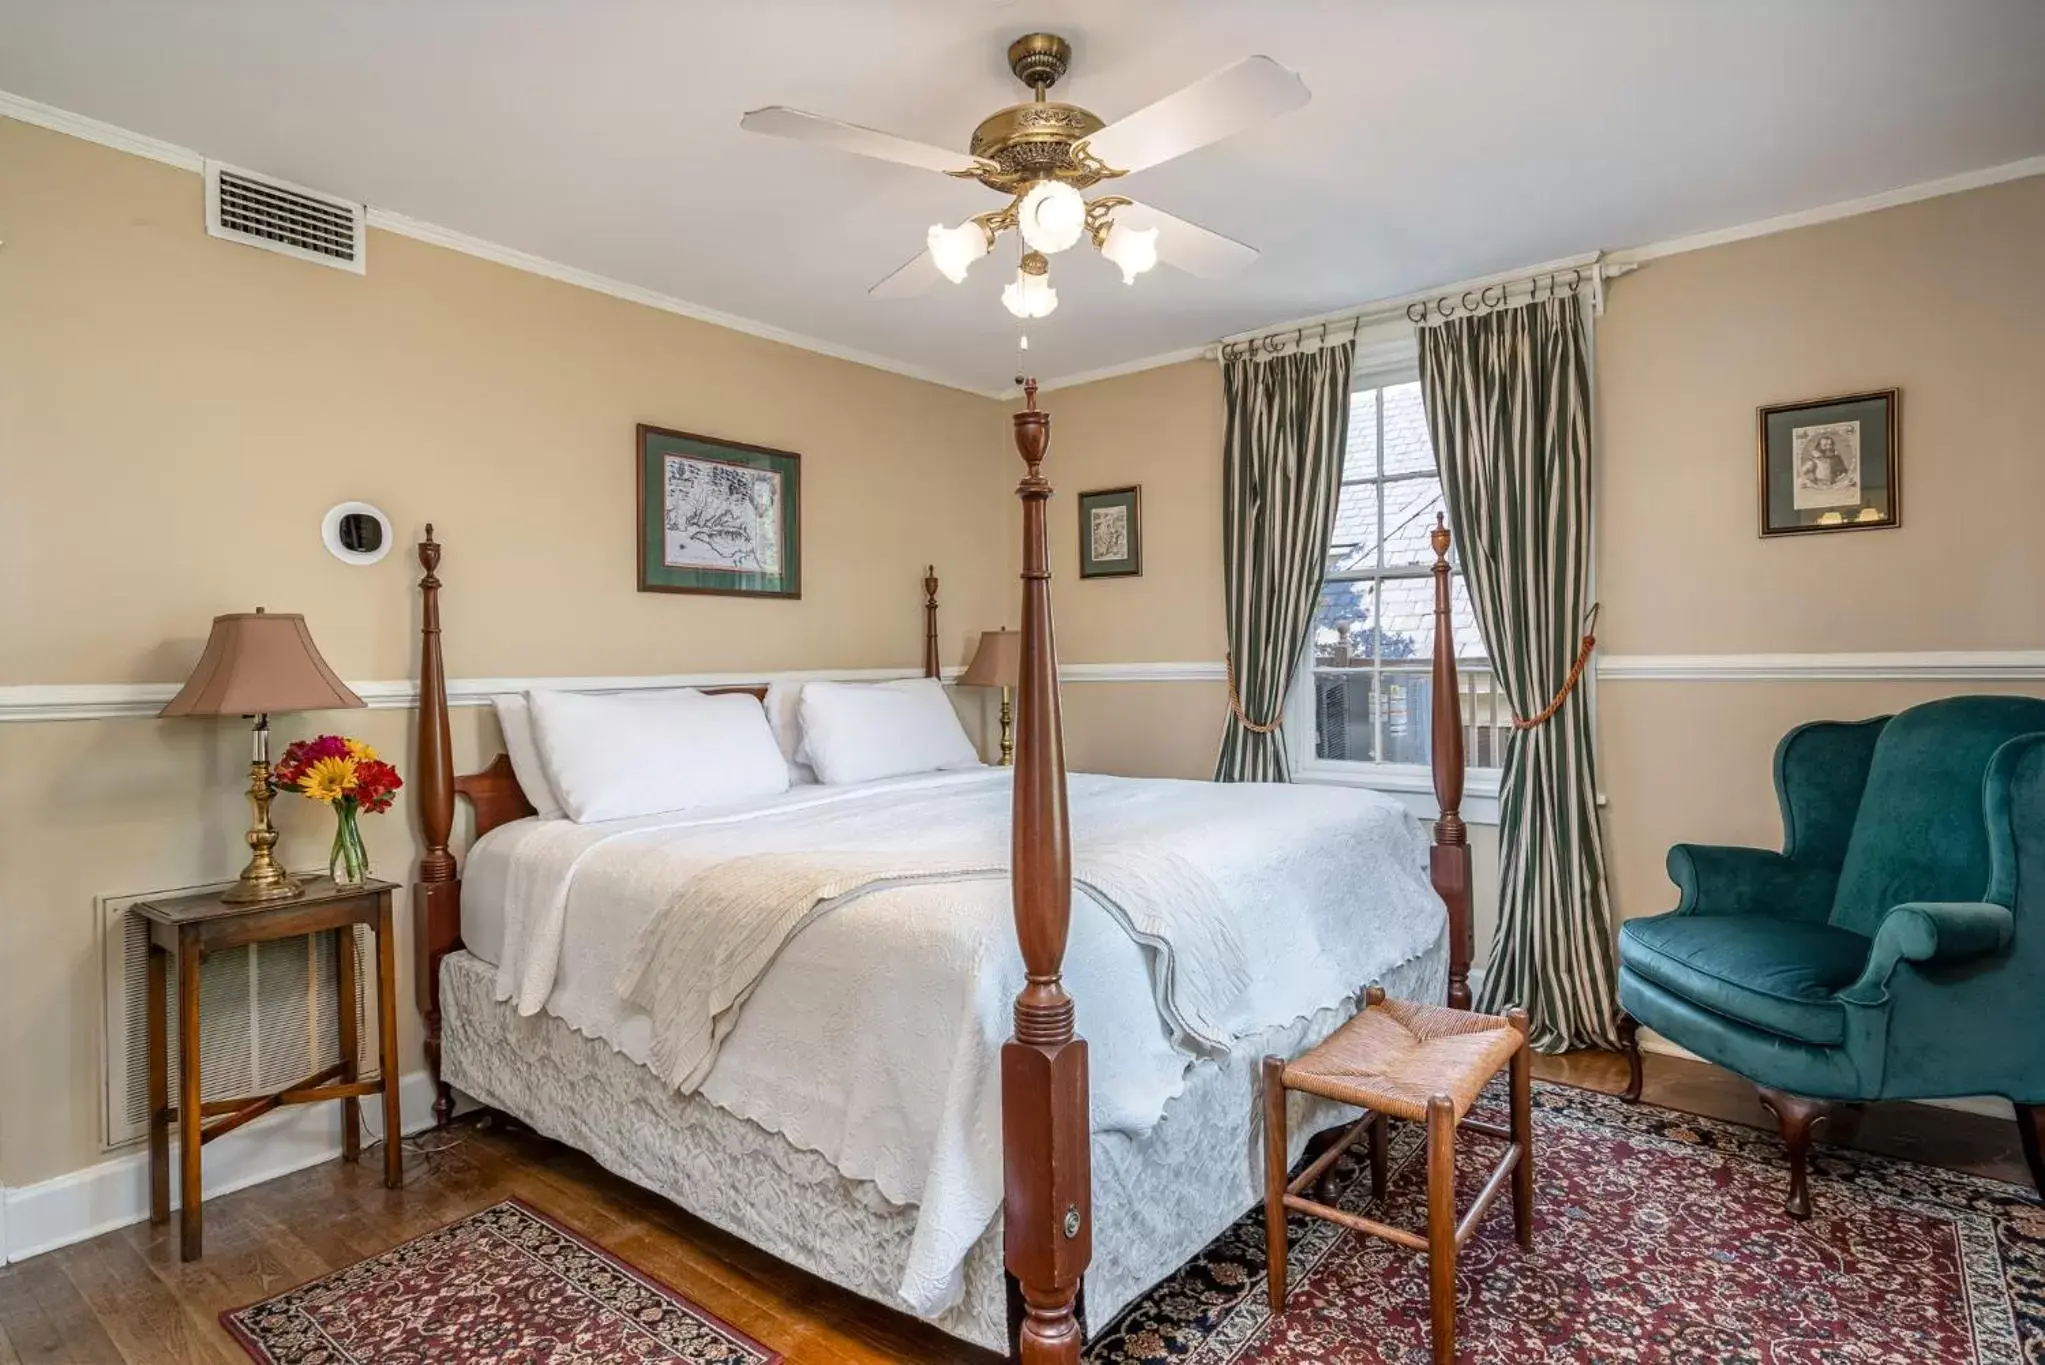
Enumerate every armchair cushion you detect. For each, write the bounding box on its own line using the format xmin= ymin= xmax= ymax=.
xmin=1619 ymin=914 xmax=1872 ymax=1046
xmin=1665 ymin=844 xmax=1838 ymax=923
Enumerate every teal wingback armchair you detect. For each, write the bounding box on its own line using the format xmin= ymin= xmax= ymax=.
xmin=1616 ymin=695 xmax=2045 ymax=1217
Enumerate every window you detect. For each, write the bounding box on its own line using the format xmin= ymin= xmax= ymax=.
xmin=1292 ymin=373 xmax=1508 ymax=789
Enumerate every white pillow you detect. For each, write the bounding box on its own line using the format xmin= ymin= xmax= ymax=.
xmin=797 ymin=677 xmax=983 ymax=785
xmin=762 ymin=678 xmax=817 ymax=785
xmin=527 ymin=688 xmax=790 ymax=823
xmin=491 ymin=694 xmax=564 ymax=819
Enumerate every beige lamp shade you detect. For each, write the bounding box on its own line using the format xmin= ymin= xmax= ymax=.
xmin=959 ymin=628 xmax=1022 ymax=689
xmin=159 ymin=610 xmax=365 ymax=717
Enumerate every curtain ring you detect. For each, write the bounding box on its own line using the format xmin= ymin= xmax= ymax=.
xmin=1570 ymin=267 xmax=1583 ymax=293
xmin=1461 ymin=290 xmax=1480 ymax=312
xmin=1406 ymin=301 xmax=1429 ymax=324
xmin=1437 ymin=295 xmax=1457 ymax=318
xmin=1480 ymin=283 xmax=1504 ymax=309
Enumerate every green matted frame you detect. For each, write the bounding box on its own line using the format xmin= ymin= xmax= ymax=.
xmin=637 ymin=424 xmax=802 ymax=598
xmin=1078 ymin=485 xmax=1142 ymax=579
xmin=1756 ymin=389 xmax=1900 ymax=538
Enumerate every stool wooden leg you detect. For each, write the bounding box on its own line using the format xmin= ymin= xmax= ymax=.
xmin=336 ymin=927 xmax=360 ymax=1164
xmin=146 ymin=942 xmax=170 ymax=1226
xmin=1368 ymin=1109 xmax=1389 ymax=1201
xmin=1426 ymin=1094 xmax=1457 ymax=1365
xmin=1507 ymin=1008 xmax=1534 ymax=1250
xmin=1262 ymin=1057 xmax=1288 ymax=1316
xmin=177 ymin=933 xmax=204 ymax=1261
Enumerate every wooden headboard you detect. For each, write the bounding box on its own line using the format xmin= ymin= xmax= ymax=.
xmin=407 ymin=525 xmax=944 ymax=1124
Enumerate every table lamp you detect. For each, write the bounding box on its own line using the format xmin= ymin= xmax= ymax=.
xmin=960 ymin=628 xmax=1022 ymax=766
xmin=160 ymin=609 xmax=365 ymax=903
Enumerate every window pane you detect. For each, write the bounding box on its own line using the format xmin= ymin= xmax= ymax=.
xmin=1381 ymin=382 xmax=1433 ymax=474
xmin=1312 ymin=668 xmax=1377 ymax=762
xmin=1379 ymin=670 xmax=1432 ymax=765
xmin=1327 ymin=482 xmax=1379 ymax=574
xmin=1344 ymin=388 xmax=1378 ymax=480
xmin=1312 ymin=580 xmax=1379 ymax=663
xmin=1375 ymin=574 xmax=1486 ymax=664
xmin=1382 ymin=477 xmax=1446 ymax=567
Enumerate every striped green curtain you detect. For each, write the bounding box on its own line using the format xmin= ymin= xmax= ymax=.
xmin=1418 ymin=298 xmax=1618 ymax=1052
xmin=1215 ymin=343 xmax=1355 ymax=782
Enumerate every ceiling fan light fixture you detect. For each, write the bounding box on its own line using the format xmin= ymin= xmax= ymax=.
xmin=1017 ymin=179 xmax=1087 ymax=254
xmin=1002 ymin=251 xmax=1058 ymax=319
xmin=927 ymin=220 xmax=992 ymax=283
xmin=1099 ymin=220 xmax=1160 ymax=284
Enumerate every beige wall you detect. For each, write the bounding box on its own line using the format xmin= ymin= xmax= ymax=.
xmin=0 ymin=117 xmax=1015 ymax=1188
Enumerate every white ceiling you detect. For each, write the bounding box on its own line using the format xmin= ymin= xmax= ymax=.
xmin=3 ymin=1 xmax=2042 ymax=394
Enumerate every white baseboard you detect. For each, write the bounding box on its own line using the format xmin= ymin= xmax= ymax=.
xmin=1636 ymin=1030 xmax=2012 ymax=1120
xmin=1 ymin=1070 xmax=438 ymax=1264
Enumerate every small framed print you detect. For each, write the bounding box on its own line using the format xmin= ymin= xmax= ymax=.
xmin=637 ymin=424 xmax=801 ymax=598
xmin=1757 ymin=389 xmax=1899 ymax=538
xmin=1078 ymin=486 xmax=1142 ymax=579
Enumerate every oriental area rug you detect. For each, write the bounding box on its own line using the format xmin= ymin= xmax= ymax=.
xmin=223 ymin=1199 xmax=778 ymax=1364
xmin=1086 ymin=1082 xmax=2044 ymax=1364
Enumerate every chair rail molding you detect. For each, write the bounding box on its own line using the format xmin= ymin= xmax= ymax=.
xmin=1597 ymin=650 xmax=2045 ymax=682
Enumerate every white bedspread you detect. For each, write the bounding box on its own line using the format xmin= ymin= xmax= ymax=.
xmin=463 ymin=768 xmax=1444 ymax=1316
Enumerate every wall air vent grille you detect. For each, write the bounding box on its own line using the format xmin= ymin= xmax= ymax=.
xmin=204 ymin=161 xmax=365 ymax=273
xmin=101 ymin=887 xmax=373 ymax=1151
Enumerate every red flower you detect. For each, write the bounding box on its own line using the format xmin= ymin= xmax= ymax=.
xmin=351 ymin=759 xmax=404 ymax=814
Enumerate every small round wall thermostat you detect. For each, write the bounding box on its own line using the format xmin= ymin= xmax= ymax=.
xmin=322 ymin=502 xmax=393 ymax=565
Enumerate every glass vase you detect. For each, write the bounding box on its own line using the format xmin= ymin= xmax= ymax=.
xmin=329 ymin=801 xmax=369 ymax=888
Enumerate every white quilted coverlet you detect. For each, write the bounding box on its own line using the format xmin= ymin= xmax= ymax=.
xmin=465 ymin=768 xmax=1444 ymax=1315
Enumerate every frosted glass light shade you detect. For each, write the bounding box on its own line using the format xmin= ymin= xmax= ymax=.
xmin=927 ymin=220 xmax=991 ymax=283
xmin=1001 ymin=266 xmax=1058 ymax=319
xmin=1017 ymin=180 xmax=1086 ymax=254
xmin=1100 ymin=221 xmax=1160 ymax=284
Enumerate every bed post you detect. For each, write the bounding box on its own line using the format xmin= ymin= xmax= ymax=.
xmin=923 ymin=565 xmax=941 ymax=679
xmin=414 ymin=526 xmax=461 ymax=1127
xmin=1429 ymin=514 xmax=1473 ymax=1010
xmin=1003 ymin=380 xmax=1089 ymax=1364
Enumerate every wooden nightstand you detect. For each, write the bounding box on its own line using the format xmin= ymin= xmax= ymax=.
xmin=132 ymin=876 xmax=404 ymax=1260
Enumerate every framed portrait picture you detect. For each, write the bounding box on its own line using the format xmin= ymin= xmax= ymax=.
xmin=1756 ymin=389 xmax=1899 ymax=538
xmin=637 ymin=424 xmax=801 ymax=597
xmin=1078 ymin=485 xmax=1142 ymax=579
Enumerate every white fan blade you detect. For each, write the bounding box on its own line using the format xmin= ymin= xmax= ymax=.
xmin=1113 ymin=200 xmax=1259 ymax=279
xmin=869 ymin=248 xmax=942 ymax=298
xmin=740 ymin=106 xmax=986 ymax=176
xmin=1084 ymin=56 xmax=1309 ymax=175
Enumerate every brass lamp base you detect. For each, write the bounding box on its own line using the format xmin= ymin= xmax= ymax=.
xmin=219 ymin=754 xmax=304 ymax=904
xmin=999 ymin=691 xmax=1015 ymax=767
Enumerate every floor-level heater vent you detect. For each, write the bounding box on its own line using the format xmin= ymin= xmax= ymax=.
xmin=101 ymin=888 xmax=372 ymax=1151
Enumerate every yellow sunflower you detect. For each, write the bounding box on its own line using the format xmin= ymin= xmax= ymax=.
xmin=344 ymin=738 xmax=379 ymax=761
xmin=300 ymin=755 xmax=357 ymax=803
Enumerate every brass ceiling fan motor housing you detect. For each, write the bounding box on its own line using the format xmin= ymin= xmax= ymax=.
xmin=962 ymin=34 xmax=1121 ymax=195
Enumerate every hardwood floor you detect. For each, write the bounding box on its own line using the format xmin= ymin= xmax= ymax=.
xmin=2 ymin=1050 xmax=2034 ymax=1364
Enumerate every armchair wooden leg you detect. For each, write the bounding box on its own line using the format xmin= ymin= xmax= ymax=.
xmin=1755 ymin=1086 xmax=1848 ymax=1220
xmin=2016 ymin=1103 xmax=2045 ymax=1203
xmin=1615 ymin=1011 xmax=1643 ymax=1104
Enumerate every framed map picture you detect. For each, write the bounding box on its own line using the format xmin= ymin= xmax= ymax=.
xmin=1756 ymin=390 xmax=1899 ymax=538
xmin=637 ymin=425 xmax=801 ymax=597
xmin=1078 ymin=485 xmax=1141 ymax=579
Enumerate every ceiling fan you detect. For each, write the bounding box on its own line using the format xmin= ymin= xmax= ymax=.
xmin=740 ymin=33 xmax=1309 ymax=320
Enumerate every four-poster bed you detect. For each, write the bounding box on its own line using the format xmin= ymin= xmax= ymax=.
xmin=409 ymin=384 xmax=1473 ymax=1360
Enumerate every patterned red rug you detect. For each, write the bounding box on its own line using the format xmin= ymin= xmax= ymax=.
xmin=1087 ymin=1082 xmax=2044 ymax=1363
xmin=223 ymin=1198 xmax=779 ymax=1364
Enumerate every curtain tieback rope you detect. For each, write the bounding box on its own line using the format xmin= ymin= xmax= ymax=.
xmin=1512 ymin=603 xmax=1599 ymax=731
xmin=1224 ymin=652 xmax=1286 ymax=735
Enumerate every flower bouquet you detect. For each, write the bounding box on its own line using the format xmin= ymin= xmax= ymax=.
xmin=272 ymin=736 xmax=403 ymax=888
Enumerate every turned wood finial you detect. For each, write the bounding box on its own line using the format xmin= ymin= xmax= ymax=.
xmin=419 ymin=523 xmax=441 ymax=581
xmin=1430 ymin=511 xmax=1450 ymax=564
xmin=1014 ymin=376 xmax=1051 ymax=479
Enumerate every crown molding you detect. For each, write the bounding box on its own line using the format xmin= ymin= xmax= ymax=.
xmin=0 ymin=87 xmax=1000 ymax=399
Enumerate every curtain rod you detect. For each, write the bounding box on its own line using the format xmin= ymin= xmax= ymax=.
xmin=1211 ymin=251 xmax=1640 ymax=362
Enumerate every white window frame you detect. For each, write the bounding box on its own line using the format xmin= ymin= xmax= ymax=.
xmin=1287 ymin=355 xmax=1502 ymax=824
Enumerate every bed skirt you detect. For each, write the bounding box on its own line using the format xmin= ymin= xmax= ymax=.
xmin=440 ymin=929 xmax=1448 ymax=1351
